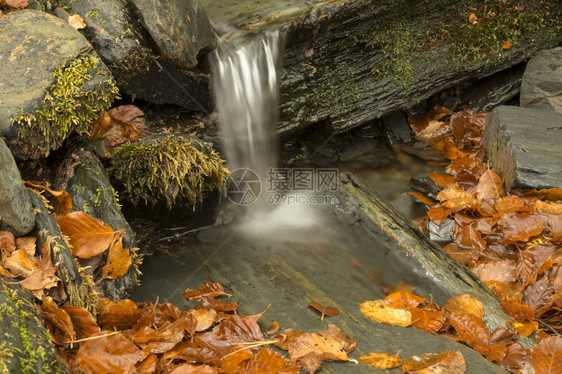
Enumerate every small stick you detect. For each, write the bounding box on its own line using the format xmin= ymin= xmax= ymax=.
xmin=221 ymin=340 xmax=280 ymax=360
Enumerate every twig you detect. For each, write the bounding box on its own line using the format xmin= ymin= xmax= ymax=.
xmin=221 ymin=340 xmax=280 ymax=360
xmin=64 ymin=331 xmax=120 ymax=345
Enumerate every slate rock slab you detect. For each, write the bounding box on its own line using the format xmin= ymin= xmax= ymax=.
xmin=483 ymin=105 xmax=562 ymax=191
xmin=64 ymin=0 xmax=213 ymax=111
xmin=520 ymin=47 xmax=562 ymax=112
xmin=129 ymin=0 xmax=215 ymax=69
xmin=0 ymin=139 xmax=35 ymax=236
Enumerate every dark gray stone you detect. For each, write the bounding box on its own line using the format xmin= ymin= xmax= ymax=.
xmin=64 ymin=0 xmax=213 ymax=111
xmin=128 ymin=0 xmax=216 ymax=69
xmin=458 ymin=64 xmax=525 ymax=112
xmin=409 ymin=176 xmax=443 ymax=200
xmin=483 ymin=106 xmax=562 ymax=191
xmin=0 ymin=139 xmax=35 ymax=236
xmin=520 ymin=47 xmax=562 ymax=112
xmin=382 ymin=111 xmax=412 ymax=142
xmin=428 ymin=219 xmax=454 ymax=244
xmin=0 ymin=280 xmax=69 ymax=374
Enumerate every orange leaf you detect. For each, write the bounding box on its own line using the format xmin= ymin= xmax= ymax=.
xmin=449 ymin=313 xmax=490 ymax=348
xmin=468 ymin=13 xmax=478 ymax=24
xmin=39 ymin=295 xmax=76 ymax=344
xmin=428 ymin=206 xmax=452 ymax=226
xmin=265 ymin=321 xmax=281 ymax=336
xmin=309 ymin=302 xmax=339 ymax=320
xmin=97 ymin=298 xmax=140 ymax=330
xmin=90 ymin=105 xmax=149 ymax=147
xmin=360 ymin=352 xmax=402 ymax=370
xmin=513 ymin=321 xmax=538 ymax=337
xmin=101 ymin=236 xmax=132 ymax=279
xmin=3 ymin=248 xmax=39 ymax=278
xmin=475 ymin=342 xmax=508 ymax=362
xmin=402 ymin=350 xmax=466 ymax=373
xmin=190 ymin=308 xmax=218 ymax=332
xmin=437 ymin=187 xmax=478 ymax=211
xmin=497 ymin=212 xmax=544 ymax=242
xmin=244 ymin=348 xmax=300 ymax=374
xmin=455 ymin=224 xmax=487 ymax=251
xmin=382 ymin=291 xmax=426 ymax=309
xmin=534 ymin=200 xmax=562 ymax=215
xmin=360 ymin=300 xmax=412 ymax=327
xmin=60 ymin=305 xmax=101 ymax=339
xmin=318 ymin=324 xmax=356 ymax=353
xmin=73 ymin=332 xmax=145 ymax=373
xmin=444 ymin=294 xmax=484 ymax=318
xmin=220 ymin=349 xmax=253 ymax=374
xmin=530 ymin=336 xmax=562 ymax=374
xmin=23 ymin=180 xmax=72 ymax=218
xmin=501 ymin=300 xmax=534 ymax=322
xmin=408 ymin=106 xmax=452 ymax=134
xmin=502 ymin=42 xmax=511 ymax=49
xmin=408 ymin=192 xmax=436 ymax=206
xmin=184 ymin=281 xmax=228 ymax=300
xmin=475 ymin=169 xmax=505 ymax=201
xmin=2 ymin=0 xmax=28 ymax=9
xmin=288 ymin=332 xmax=348 ymax=373
xmin=128 ymin=318 xmax=187 ymax=354
xmin=58 ymin=211 xmax=115 ymax=258
xmin=68 ymin=14 xmax=86 ymax=29
xmin=410 ymin=308 xmax=447 ymax=334
xmin=429 ymin=172 xmax=456 ymax=188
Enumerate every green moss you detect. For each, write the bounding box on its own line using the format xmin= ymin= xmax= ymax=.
xmin=85 ymin=9 xmax=99 ymax=18
xmin=109 ymin=134 xmax=229 ymax=209
xmin=13 ymin=55 xmax=119 ymax=158
xmin=120 ymin=48 xmax=152 ymax=78
xmin=0 ymin=341 xmax=14 ymax=374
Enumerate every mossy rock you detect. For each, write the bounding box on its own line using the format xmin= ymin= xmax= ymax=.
xmin=0 ymin=281 xmax=69 ymax=374
xmin=0 ymin=10 xmax=119 ymax=159
xmin=109 ymin=133 xmax=228 ymax=230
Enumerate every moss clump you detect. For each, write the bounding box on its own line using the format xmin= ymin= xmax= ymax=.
xmin=109 ymin=134 xmax=229 ymax=209
xmin=14 ymin=55 xmax=119 ymax=158
xmin=119 ymin=48 xmax=152 ymax=78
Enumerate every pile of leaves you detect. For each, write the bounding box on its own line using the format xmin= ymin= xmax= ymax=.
xmin=0 ymin=182 xmax=137 ymax=303
xmin=360 ymin=290 xmax=561 ymax=373
xmin=40 ymin=281 xmax=357 ymax=373
xmin=407 ymin=107 xmax=561 ymax=333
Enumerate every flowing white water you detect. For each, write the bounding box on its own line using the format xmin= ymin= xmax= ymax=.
xmin=212 ymin=31 xmax=282 ymax=179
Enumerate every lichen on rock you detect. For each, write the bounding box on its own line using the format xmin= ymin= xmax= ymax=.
xmin=109 ymin=134 xmax=229 ymax=209
xmin=13 ymin=55 xmax=119 ymax=158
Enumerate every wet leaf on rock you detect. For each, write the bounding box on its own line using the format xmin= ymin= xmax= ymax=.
xmin=444 ymin=293 xmax=484 ymax=318
xmin=58 ymin=211 xmax=116 ymax=258
xmin=360 ymin=300 xmax=412 ymax=327
xmin=360 ymin=352 xmax=402 ymax=370
xmin=402 ymin=350 xmax=466 ymax=373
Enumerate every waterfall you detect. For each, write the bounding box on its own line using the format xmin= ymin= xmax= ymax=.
xmin=212 ymin=31 xmax=282 ymax=182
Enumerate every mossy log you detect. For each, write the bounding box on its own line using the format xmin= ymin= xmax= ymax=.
xmin=0 ymin=280 xmax=68 ymax=374
xmin=135 ymin=173 xmax=525 ymax=373
xmin=201 ymin=0 xmax=562 ymax=136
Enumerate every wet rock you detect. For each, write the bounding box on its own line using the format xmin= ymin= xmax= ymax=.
xmin=0 ymin=280 xmax=69 ymax=374
xmin=409 ymin=176 xmax=443 ymax=200
xmin=483 ymin=106 xmax=562 ymax=191
xmin=55 ymin=149 xmax=139 ymax=300
xmin=29 ymin=191 xmax=98 ymax=311
xmin=63 ymin=0 xmax=212 ymax=111
xmin=128 ymin=0 xmax=215 ymax=69
xmin=0 ymin=139 xmax=35 ymax=236
xmin=428 ymin=219 xmax=454 ymax=244
xmin=0 ymin=10 xmax=118 ymax=159
xmin=441 ymin=95 xmax=460 ymax=111
xmin=458 ymin=64 xmax=525 ymax=112
xmin=381 ymin=112 xmax=412 ymax=142
xmin=520 ymin=47 xmax=562 ymax=112
xmin=339 ymin=138 xmax=376 ymax=162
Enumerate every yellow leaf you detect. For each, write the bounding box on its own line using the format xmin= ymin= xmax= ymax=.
xmin=68 ymin=14 xmax=86 ymax=30
xmin=360 ymin=352 xmax=403 ymax=369
xmin=101 ymin=236 xmax=132 ymax=279
xmin=444 ymin=294 xmax=484 ymax=318
xmin=360 ymin=300 xmax=412 ymax=327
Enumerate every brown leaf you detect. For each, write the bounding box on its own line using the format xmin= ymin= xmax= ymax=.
xmin=513 ymin=320 xmax=538 ymax=337
xmin=522 ymin=277 xmax=555 ymax=317
xmin=444 ymin=294 xmax=484 ymax=318
xmin=73 ymin=332 xmax=145 ymax=374
xmin=360 ymin=300 xmax=412 ymax=327
xmin=497 ymin=211 xmax=544 ymax=242
xmin=475 ymin=342 xmax=508 ymax=362
xmin=220 ymin=348 xmax=253 ymax=374
xmin=0 ymin=231 xmax=16 ymax=256
xmin=360 ymin=352 xmax=402 ymax=370
xmin=530 ymin=336 xmax=562 ymax=374
xmin=498 ymin=342 xmax=528 ymax=372
xmin=3 ymin=248 xmax=39 ymax=278
xmin=288 ymin=332 xmax=348 ymax=373
xmin=455 ymin=224 xmax=487 ymax=251
xmin=429 ymin=172 xmax=456 ymax=188
xmin=494 ymin=195 xmax=528 ymax=214
xmin=101 ymin=236 xmax=131 ymax=279
xmin=408 ymin=106 xmax=452 ymax=134
xmin=198 ymin=315 xmax=265 ymax=358
xmin=161 ymin=340 xmax=219 ymax=367
xmin=128 ymin=318 xmax=187 ymax=354
xmin=135 ymin=354 xmax=157 ymax=374
xmin=265 ymin=321 xmax=281 ymax=336
xmin=90 ymin=105 xmax=149 ymax=147
xmin=449 ymin=313 xmax=490 ymax=348
xmin=402 ymin=350 xmax=466 ymax=373
xmin=244 ymin=348 xmax=300 ymax=374
xmin=191 ymin=308 xmax=218 ymax=332
xmin=15 ymin=237 xmax=36 ymax=256
xmin=23 ymin=180 xmax=72 ymax=218
xmin=1 ymin=0 xmax=28 ymax=9
xmin=60 ymin=305 xmax=100 ymax=339
xmin=272 ymin=329 xmax=305 ymax=351
xmin=199 ymin=297 xmax=238 ymax=312
xmin=437 ymin=187 xmax=478 ymax=211
xmin=318 ymin=324 xmax=356 ymax=353
xmin=184 ymin=281 xmax=228 ymax=300
xmin=58 ymin=211 xmax=115 ymax=258
xmin=309 ymin=302 xmax=339 ymax=321
xmin=381 ymin=291 xmax=426 ymax=309
xmin=39 ymin=295 xmax=76 ymax=344
xmin=428 ymin=206 xmax=453 ymax=226
xmin=522 ymin=188 xmax=562 ymax=201
xmin=501 ymin=300 xmax=534 ymax=322
xmin=534 ymin=200 xmax=562 ymax=215
xmin=471 ymin=260 xmax=517 ymax=284
xmin=408 ymin=192 xmax=436 ymax=206
xmin=410 ymin=308 xmax=447 ymax=334
xmin=97 ymin=298 xmax=140 ymax=330
xmin=170 ymin=364 xmax=218 ymax=374
xmin=475 ymin=169 xmax=505 ymax=201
